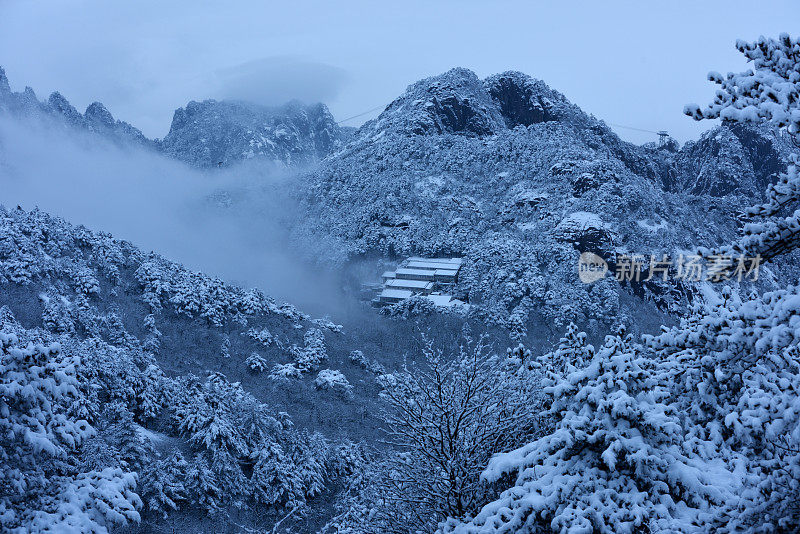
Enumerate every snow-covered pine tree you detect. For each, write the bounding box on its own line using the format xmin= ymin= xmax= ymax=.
xmin=142 ymin=313 xmax=161 ymax=353
xmin=140 ymin=451 xmax=189 ymax=519
xmin=185 ymin=456 xmax=223 ymax=514
xmin=246 ymin=351 xmax=269 ymax=372
xmin=102 ymin=401 xmax=155 ymax=473
xmin=248 ymin=429 xmax=328 ymax=514
xmin=0 ymin=333 xmax=141 ymax=532
xmin=444 ymin=327 xmax=728 ymax=533
xmin=220 ymin=334 xmax=231 ymax=358
xmin=237 ymin=399 xmax=281 ymax=449
xmin=178 ymin=393 xmax=249 ymax=500
xmin=26 ymin=468 xmax=141 ymax=533
xmin=679 ymin=33 xmax=800 ymax=530
xmin=250 ymin=441 xmax=307 ymax=508
xmin=646 ymin=284 xmax=800 ymax=530
xmin=534 ymin=321 xmax=595 ymax=385
xmin=133 ymin=363 xmax=168 ymax=422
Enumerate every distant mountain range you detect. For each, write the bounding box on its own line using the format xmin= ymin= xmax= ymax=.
xmin=1 ymin=65 xmax=791 ymax=190
xmin=0 ymin=66 xmax=349 ymax=168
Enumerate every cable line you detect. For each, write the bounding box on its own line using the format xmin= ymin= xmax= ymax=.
xmin=606 ymin=122 xmax=662 ymax=135
xmin=336 ymin=105 xmax=387 ymax=124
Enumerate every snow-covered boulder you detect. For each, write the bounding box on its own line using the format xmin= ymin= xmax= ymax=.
xmin=314 ymin=369 xmax=353 ymax=397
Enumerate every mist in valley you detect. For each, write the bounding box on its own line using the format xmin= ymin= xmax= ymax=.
xmin=0 ymin=116 xmax=357 ymax=319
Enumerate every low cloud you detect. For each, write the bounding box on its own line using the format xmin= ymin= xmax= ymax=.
xmin=211 ymin=56 xmax=348 ymax=107
xmin=0 ymin=116 xmax=346 ymax=318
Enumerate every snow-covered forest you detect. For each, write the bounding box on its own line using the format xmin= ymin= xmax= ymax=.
xmin=2 ymin=3 xmax=800 ymax=532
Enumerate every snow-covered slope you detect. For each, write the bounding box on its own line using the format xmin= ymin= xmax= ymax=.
xmin=292 ymin=68 xmax=795 ymax=334
xmin=0 ymin=205 xmax=390 ymax=531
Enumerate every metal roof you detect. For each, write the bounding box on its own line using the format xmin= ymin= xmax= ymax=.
xmin=386 ymin=279 xmax=434 ymax=290
xmin=408 ymin=260 xmax=462 ymax=270
xmin=379 ymin=289 xmax=413 ymax=299
xmin=408 ymin=256 xmax=462 ymax=265
xmin=395 ymin=267 xmax=436 ymax=277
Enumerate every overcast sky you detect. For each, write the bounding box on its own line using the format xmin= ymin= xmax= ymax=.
xmin=1 ymin=0 xmax=796 ymax=144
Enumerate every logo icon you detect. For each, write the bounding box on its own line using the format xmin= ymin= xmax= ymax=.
xmin=578 ymin=252 xmax=608 ymax=284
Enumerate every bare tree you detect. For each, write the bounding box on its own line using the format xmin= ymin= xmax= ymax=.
xmin=374 ymin=338 xmax=542 ymax=533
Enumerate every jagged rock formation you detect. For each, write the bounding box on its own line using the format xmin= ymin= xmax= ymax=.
xmin=485 ymin=71 xmax=563 ymax=127
xmin=0 ymin=66 xmax=347 ymax=168
xmin=672 ymin=122 xmax=794 ymax=197
xmin=359 ymin=68 xmax=581 ymax=138
xmin=160 ymin=99 xmax=346 ymax=167
xmin=0 ymin=67 xmax=154 ymax=148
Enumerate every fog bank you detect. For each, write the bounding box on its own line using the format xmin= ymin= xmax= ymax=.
xmin=0 ymin=117 xmax=346 ymax=318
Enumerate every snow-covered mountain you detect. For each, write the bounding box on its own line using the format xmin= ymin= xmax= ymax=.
xmin=0 ymin=67 xmax=154 ymax=148
xmin=3 ymin=64 xmax=793 ymax=336
xmin=161 ymin=99 xmax=348 ymax=168
xmin=2 ymin=60 xmax=799 ymax=533
xmin=672 ymin=122 xmax=794 ymax=197
xmin=291 ymin=68 xmax=796 ymax=334
xmin=0 ymin=66 xmax=348 ymax=168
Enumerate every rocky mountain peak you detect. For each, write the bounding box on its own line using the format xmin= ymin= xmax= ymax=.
xmin=161 ymin=98 xmax=347 ymax=167
xmin=484 ymin=71 xmax=567 ymax=128
xmin=85 ymin=101 xmax=115 ymax=128
xmin=0 ymin=67 xmax=9 ymax=95
xmin=0 ymin=68 xmax=154 ymax=149
xmin=47 ymin=91 xmax=82 ymax=124
xmin=362 ymin=68 xmax=588 ymax=140
xmin=368 ymin=67 xmax=506 ymax=136
xmin=674 ymin=122 xmax=792 ymax=197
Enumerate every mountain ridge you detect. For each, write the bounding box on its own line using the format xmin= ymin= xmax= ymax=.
xmin=0 ymin=66 xmax=347 ymax=168
xmin=2 ymin=64 xmax=791 ymax=190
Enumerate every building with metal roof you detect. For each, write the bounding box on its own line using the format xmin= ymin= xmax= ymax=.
xmin=372 ymin=257 xmax=463 ymax=307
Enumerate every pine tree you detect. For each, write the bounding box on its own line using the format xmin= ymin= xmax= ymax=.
xmin=445 ymin=328 xmax=727 ymax=533
xmin=680 ymin=33 xmax=800 ymax=530
xmin=534 ymin=321 xmax=595 ymax=385
xmin=250 ymin=441 xmax=306 ymax=508
xmin=141 ymin=452 xmax=189 ymax=519
xmin=0 ymin=333 xmax=141 ymax=532
xmin=103 ymin=402 xmax=154 ymax=472
xmin=185 ymin=456 xmax=222 ymax=514
xmin=134 ymin=363 xmax=167 ymax=422
xmin=246 ymin=351 xmax=269 ymax=372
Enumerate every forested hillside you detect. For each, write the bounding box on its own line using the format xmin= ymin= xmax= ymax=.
xmin=292 ymin=68 xmax=796 ymax=336
xmin=2 ymin=28 xmax=800 ymax=534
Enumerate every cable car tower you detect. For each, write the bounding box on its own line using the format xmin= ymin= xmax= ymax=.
xmin=657 ymin=130 xmax=670 ymax=147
